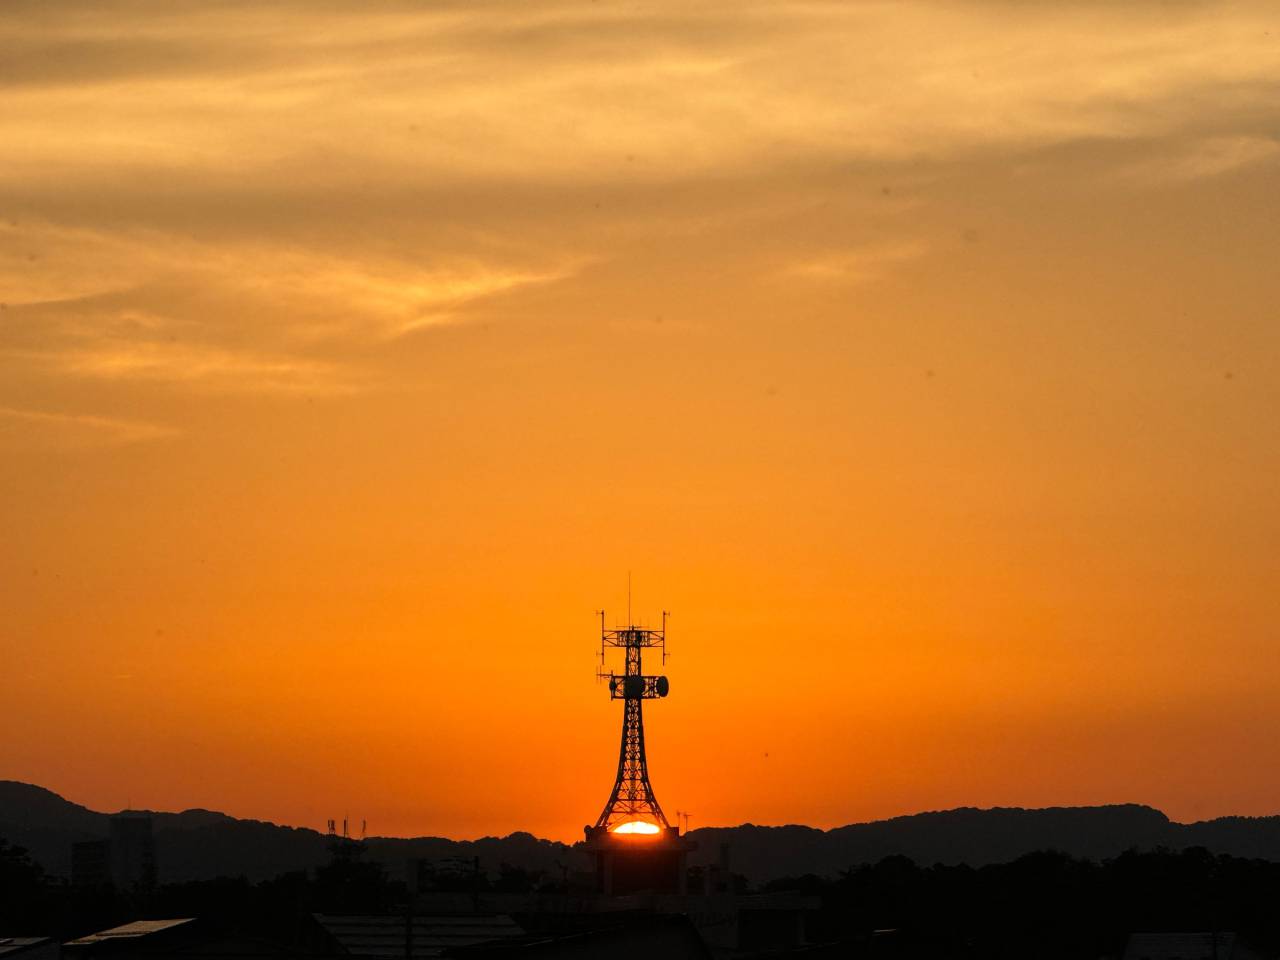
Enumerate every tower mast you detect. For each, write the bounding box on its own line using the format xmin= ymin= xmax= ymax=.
xmin=593 ymin=610 xmax=671 ymax=831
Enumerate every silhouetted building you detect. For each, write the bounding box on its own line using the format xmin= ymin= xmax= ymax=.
xmin=444 ymin=915 xmax=712 ymax=959
xmin=684 ymin=892 xmax=819 ymax=955
xmin=154 ymin=938 xmax=302 ymax=960
xmin=0 ymin=939 xmax=59 ymax=960
xmin=63 ymin=922 xmax=301 ymax=960
xmin=583 ymin=827 xmax=692 ymax=896
xmin=72 ymin=840 xmax=112 ymax=887
xmin=109 ymin=815 xmax=157 ymax=892
xmin=308 ymin=915 xmax=523 ymax=960
xmin=71 ymin=816 xmax=157 ymax=891
xmin=706 ymin=843 xmax=734 ymax=895
xmin=1123 ymin=933 xmax=1267 ymax=960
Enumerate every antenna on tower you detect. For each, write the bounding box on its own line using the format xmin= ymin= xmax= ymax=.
xmin=595 ymin=609 xmax=607 ymax=677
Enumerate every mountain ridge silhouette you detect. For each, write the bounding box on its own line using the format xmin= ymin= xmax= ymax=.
xmin=6 ymin=780 xmax=1280 ymax=884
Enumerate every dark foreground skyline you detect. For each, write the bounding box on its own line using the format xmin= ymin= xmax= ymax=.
xmin=8 ymin=779 xmax=1280 ymax=958
xmin=9 ymin=779 xmax=1280 ymax=888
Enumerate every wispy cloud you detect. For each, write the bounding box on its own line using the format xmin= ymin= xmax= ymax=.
xmin=224 ymin=251 xmax=583 ymax=340
xmin=0 ymin=220 xmax=579 ymax=391
xmin=3 ymin=1 xmax=1279 ymax=190
xmin=48 ymin=342 xmax=358 ymax=394
xmin=1 ymin=0 xmax=1278 ymax=403
xmin=0 ymin=405 xmax=177 ymax=449
xmin=784 ymin=242 xmax=929 ymax=284
xmin=1116 ymin=136 xmax=1280 ymax=184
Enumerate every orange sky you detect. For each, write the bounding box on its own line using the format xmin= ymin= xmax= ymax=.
xmin=2 ymin=1 xmax=1280 ymax=842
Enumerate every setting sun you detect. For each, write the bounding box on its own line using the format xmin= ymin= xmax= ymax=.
xmin=612 ymin=821 xmax=662 ymax=836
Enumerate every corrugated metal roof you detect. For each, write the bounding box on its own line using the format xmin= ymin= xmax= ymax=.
xmin=315 ymin=915 xmax=523 ymax=960
xmin=444 ymin=916 xmax=713 ymax=959
xmin=1124 ymin=932 xmax=1240 ymax=960
xmin=0 ymin=939 xmax=53 ymax=957
xmin=65 ymin=919 xmax=196 ymax=945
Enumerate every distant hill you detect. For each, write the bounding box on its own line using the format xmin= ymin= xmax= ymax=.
xmin=0 ymin=781 xmax=580 ymax=884
xmin=6 ymin=780 xmax=1280 ymax=885
xmin=684 ymin=805 xmax=1174 ymax=880
xmin=684 ymin=806 xmax=1280 ymax=881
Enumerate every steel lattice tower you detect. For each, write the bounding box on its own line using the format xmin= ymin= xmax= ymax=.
xmin=593 ymin=611 xmax=671 ymax=832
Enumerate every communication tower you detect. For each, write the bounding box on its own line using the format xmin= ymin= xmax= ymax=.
xmin=593 ymin=610 xmax=671 ymax=832
xmin=584 ymin=609 xmax=693 ymax=894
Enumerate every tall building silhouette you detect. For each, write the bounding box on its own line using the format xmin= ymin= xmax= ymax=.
xmin=71 ymin=813 xmax=156 ymax=891
xmin=108 ymin=812 xmax=157 ymax=891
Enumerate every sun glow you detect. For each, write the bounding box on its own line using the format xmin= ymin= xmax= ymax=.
xmin=612 ymin=820 xmax=661 ymax=835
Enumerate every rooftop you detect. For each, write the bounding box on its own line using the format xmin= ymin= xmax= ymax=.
xmin=1123 ymin=932 xmax=1253 ymax=960
xmin=0 ymin=940 xmax=54 ymax=958
xmin=65 ymin=920 xmax=196 ymax=946
xmin=314 ymin=915 xmax=523 ymax=960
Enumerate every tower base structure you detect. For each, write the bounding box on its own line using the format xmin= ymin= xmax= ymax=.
xmin=584 ymin=825 xmax=696 ymax=896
